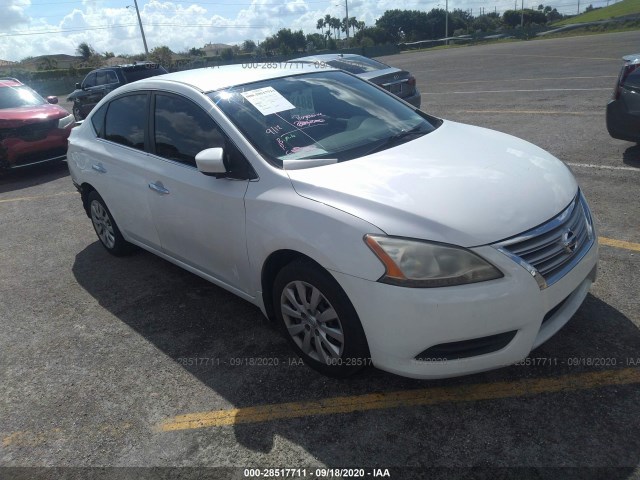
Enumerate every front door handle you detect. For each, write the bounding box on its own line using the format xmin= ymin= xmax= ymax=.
xmin=91 ymin=163 xmax=106 ymax=173
xmin=148 ymin=181 xmax=170 ymax=195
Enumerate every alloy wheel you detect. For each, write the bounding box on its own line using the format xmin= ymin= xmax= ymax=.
xmin=90 ymin=200 xmax=116 ymax=249
xmin=280 ymin=280 xmax=345 ymax=364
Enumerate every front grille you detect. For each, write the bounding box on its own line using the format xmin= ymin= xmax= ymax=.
xmin=0 ymin=119 xmax=57 ymax=142
xmin=494 ymin=192 xmax=594 ymax=289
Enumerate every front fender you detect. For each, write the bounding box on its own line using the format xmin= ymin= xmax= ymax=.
xmin=244 ymin=181 xmax=386 ymax=298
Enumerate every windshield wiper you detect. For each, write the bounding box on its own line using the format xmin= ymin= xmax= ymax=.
xmin=363 ymin=125 xmax=427 ymax=157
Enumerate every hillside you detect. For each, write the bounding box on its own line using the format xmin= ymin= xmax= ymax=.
xmin=556 ymin=0 xmax=640 ymax=25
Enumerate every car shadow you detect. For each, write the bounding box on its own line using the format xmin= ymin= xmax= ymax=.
xmin=622 ymin=144 xmax=640 ymax=168
xmin=72 ymin=242 xmax=640 ymax=473
xmin=0 ymin=160 xmax=69 ymax=194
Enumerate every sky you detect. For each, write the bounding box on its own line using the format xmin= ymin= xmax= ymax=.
xmin=0 ymin=0 xmax=613 ymax=62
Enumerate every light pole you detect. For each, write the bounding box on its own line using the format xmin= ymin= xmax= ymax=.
xmin=335 ymin=0 xmax=350 ymax=40
xmin=345 ymin=0 xmax=349 ymax=40
xmin=132 ymin=0 xmax=149 ymax=57
xmin=445 ymin=0 xmax=448 ymax=45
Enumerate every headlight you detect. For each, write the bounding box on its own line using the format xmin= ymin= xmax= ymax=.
xmin=58 ymin=114 xmax=75 ymax=129
xmin=364 ymin=235 xmax=503 ymax=288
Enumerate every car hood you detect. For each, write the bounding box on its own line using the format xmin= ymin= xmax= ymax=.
xmin=67 ymin=89 xmax=84 ymax=101
xmin=286 ymin=120 xmax=578 ymax=247
xmin=0 ymin=105 xmax=70 ymax=128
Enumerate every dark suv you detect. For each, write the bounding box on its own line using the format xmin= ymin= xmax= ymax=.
xmin=67 ymin=62 xmax=168 ymax=120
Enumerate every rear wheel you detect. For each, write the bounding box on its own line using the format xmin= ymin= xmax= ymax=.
xmin=273 ymin=259 xmax=370 ymax=377
xmin=88 ymin=191 xmax=134 ymax=256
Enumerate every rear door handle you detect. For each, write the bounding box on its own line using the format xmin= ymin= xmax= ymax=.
xmin=91 ymin=163 xmax=106 ymax=173
xmin=148 ymin=181 xmax=170 ymax=195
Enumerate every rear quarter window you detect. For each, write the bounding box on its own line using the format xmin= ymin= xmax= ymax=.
xmin=104 ymin=94 xmax=147 ymax=150
xmin=91 ymin=103 xmax=108 ymax=136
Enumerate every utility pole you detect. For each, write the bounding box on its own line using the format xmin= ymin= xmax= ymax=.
xmin=577 ymin=0 xmax=580 ymax=14
xmin=133 ymin=0 xmax=149 ymax=57
xmin=445 ymin=0 xmax=448 ymax=45
xmin=520 ymin=0 xmax=524 ymax=28
xmin=344 ymin=0 xmax=350 ymax=40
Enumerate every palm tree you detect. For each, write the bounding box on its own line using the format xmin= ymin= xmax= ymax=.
xmin=349 ymin=17 xmax=359 ymax=37
xmin=330 ymin=16 xmax=341 ymax=39
xmin=317 ymin=17 xmax=330 ymax=47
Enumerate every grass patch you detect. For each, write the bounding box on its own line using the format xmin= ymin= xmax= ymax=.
xmin=543 ymin=19 xmax=640 ymax=38
xmin=554 ymin=0 xmax=640 ymax=25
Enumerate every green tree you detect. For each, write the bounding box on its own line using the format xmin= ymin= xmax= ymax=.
xmin=306 ymin=33 xmax=324 ymax=51
xmin=220 ymin=48 xmax=234 ymax=61
xmin=354 ymin=26 xmax=392 ymax=45
xmin=149 ymin=46 xmax=173 ymax=66
xmin=76 ymin=42 xmax=95 ymax=61
xmin=241 ymin=40 xmax=256 ymax=53
xmin=376 ymin=9 xmax=429 ymax=42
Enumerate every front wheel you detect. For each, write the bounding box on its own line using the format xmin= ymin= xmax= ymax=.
xmin=273 ymin=260 xmax=370 ymax=377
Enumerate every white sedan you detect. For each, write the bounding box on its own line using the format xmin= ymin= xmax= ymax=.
xmin=66 ymin=64 xmax=598 ymax=379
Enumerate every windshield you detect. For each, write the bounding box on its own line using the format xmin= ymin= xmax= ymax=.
xmin=210 ymin=71 xmax=438 ymax=168
xmin=0 ymin=85 xmax=46 ymax=109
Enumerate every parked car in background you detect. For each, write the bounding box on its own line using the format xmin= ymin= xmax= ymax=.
xmin=67 ymin=64 xmax=597 ymax=379
xmin=0 ymin=77 xmax=74 ymax=170
xmin=67 ymin=62 xmax=168 ymax=120
xmin=288 ymin=53 xmax=421 ymax=108
xmin=607 ymin=53 xmax=640 ymax=143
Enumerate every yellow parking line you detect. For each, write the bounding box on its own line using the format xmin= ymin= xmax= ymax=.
xmin=0 ymin=191 xmax=76 ymax=203
xmin=159 ymin=368 xmax=640 ymax=431
xmin=599 ymin=236 xmax=640 ymax=252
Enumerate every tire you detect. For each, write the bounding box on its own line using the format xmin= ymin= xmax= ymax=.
xmin=87 ymin=190 xmax=135 ymax=256
xmin=273 ymin=259 xmax=370 ymax=378
xmin=72 ymin=104 xmax=84 ymax=121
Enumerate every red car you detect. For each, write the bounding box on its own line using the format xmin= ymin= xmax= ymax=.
xmin=0 ymin=77 xmax=74 ymax=170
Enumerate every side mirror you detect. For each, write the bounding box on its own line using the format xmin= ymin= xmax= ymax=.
xmin=76 ymin=83 xmax=82 ymax=90
xmin=195 ymin=148 xmax=227 ymax=177
xmin=46 ymin=96 xmax=58 ymax=104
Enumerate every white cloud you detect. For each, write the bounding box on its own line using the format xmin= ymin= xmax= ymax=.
xmin=0 ymin=0 xmax=556 ymax=62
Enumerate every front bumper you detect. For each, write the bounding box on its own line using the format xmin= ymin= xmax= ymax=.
xmin=331 ymin=239 xmax=598 ymax=379
xmin=1 ymin=128 xmax=71 ymax=169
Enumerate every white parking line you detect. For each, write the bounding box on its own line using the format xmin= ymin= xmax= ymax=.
xmin=425 ymin=88 xmax=612 ymax=95
xmin=566 ymin=163 xmax=640 ymax=172
xmin=442 ymin=75 xmax=617 ymax=86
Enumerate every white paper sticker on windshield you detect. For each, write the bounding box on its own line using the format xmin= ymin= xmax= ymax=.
xmin=241 ymin=87 xmax=296 ymax=116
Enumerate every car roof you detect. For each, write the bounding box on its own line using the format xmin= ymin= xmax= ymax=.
xmin=92 ymin=62 xmax=162 ymax=71
xmin=0 ymin=77 xmax=24 ymax=88
xmin=128 ymin=63 xmax=337 ymax=93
